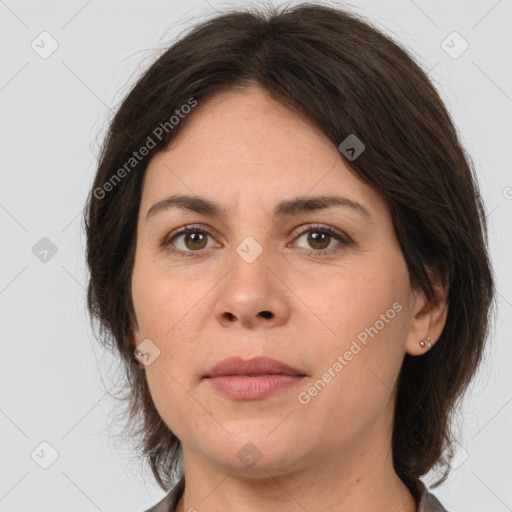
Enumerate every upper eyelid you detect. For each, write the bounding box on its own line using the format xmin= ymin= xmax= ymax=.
xmin=293 ymin=223 xmax=345 ymax=237
xmin=165 ymin=223 xmax=217 ymax=242
xmin=168 ymin=222 xmax=345 ymax=236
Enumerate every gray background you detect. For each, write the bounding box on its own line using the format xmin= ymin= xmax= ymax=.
xmin=1 ymin=0 xmax=511 ymax=511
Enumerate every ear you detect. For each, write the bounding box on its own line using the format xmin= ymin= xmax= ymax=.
xmin=405 ymin=274 xmax=449 ymax=356
xmin=129 ymin=318 xmax=145 ymax=369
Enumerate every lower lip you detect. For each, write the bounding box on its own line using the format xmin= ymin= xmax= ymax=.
xmin=205 ymin=374 xmax=305 ymax=400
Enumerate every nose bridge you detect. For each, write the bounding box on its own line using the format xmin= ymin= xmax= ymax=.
xmin=228 ymin=233 xmax=274 ymax=301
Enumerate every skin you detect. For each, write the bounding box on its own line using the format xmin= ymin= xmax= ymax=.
xmin=130 ymin=86 xmax=448 ymax=512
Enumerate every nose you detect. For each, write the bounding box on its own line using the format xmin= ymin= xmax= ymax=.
xmin=214 ymin=243 xmax=291 ymax=330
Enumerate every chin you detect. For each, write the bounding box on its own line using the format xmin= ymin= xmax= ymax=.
xmin=197 ymin=426 xmax=311 ymax=476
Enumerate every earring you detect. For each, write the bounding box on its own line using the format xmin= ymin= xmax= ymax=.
xmin=134 ymin=348 xmax=146 ymax=369
xmin=419 ymin=336 xmax=432 ymax=350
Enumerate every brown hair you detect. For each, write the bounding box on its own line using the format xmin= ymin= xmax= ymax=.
xmin=83 ymin=1 xmax=495 ymax=499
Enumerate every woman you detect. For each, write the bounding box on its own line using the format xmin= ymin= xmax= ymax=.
xmin=84 ymin=3 xmax=495 ymax=511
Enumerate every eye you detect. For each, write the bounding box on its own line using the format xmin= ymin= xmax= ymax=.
xmin=161 ymin=224 xmax=219 ymax=257
xmin=160 ymin=223 xmax=350 ymax=258
xmin=290 ymin=224 xmax=350 ymax=256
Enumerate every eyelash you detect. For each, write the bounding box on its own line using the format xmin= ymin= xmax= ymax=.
xmin=160 ymin=223 xmax=351 ymax=258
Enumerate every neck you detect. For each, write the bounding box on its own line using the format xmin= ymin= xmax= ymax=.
xmin=175 ymin=431 xmax=417 ymax=512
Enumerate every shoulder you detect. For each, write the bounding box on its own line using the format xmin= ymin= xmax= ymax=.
xmin=141 ymin=477 xmax=185 ymax=512
xmin=417 ymin=481 xmax=451 ymax=512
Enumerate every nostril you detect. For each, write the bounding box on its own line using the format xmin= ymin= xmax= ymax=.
xmin=259 ymin=311 xmax=273 ymax=319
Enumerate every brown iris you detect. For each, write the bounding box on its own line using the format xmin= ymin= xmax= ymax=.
xmin=307 ymin=231 xmax=331 ymax=250
xmin=184 ymin=232 xmax=208 ymax=250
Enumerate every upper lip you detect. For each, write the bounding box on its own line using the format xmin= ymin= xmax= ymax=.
xmin=204 ymin=356 xmax=306 ymax=378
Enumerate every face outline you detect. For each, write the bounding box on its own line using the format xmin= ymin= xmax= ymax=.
xmin=130 ymin=85 xmax=447 ymax=479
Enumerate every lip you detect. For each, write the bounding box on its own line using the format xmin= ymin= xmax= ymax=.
xmin=204 ymin=356 xmax=305 ymax=378
xmin=203 ymin=356 xmax=306 ymax=400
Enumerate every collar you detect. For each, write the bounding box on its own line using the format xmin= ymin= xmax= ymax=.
xmin=143 ymin=475 xmax=448 ymax=512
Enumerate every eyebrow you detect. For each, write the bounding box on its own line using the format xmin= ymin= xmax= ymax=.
xmin=146 ymin=194 xmax=372 ymax=222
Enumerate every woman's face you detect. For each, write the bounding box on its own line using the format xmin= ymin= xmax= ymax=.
xmin=130 ymin=86 xmax=431 ymax=476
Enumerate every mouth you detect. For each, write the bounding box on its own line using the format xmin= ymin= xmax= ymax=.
xmin=203 ymin=356 xmax=306 ymax=400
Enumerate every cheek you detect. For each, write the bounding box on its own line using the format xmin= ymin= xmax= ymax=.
xmin=294 ymin=265 xmax=408 ymax=425
xmin=131 ymin=256 xmax=202 ymax=340
xmin=145 ymin=365 xmax=202 ymax=444
xmin=304 ymin=264 xmax=407 ymax=352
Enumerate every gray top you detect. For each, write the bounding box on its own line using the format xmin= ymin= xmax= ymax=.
xmin=143 ymin=476 xmax=449 ymax=512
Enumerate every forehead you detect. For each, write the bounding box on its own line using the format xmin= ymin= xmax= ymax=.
xmin=140 ymin=86 xmax=384 ymax=217
xmin=168 ymin=86 xmax=334 ymax=161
